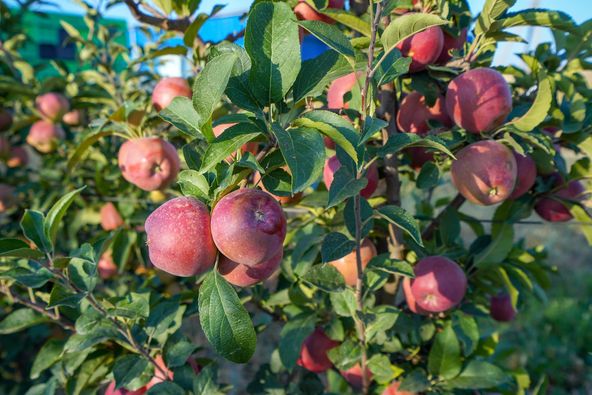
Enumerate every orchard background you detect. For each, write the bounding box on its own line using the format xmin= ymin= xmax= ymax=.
xmin=0 ymin=0 xmax=591 ymax=394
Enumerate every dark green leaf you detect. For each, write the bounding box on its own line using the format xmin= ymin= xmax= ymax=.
xmin=200 ymin=123 xmax=261 ymax=173
xmin=164 ymin=335 xmax=197 ymax=368
xmin=446 ymin=360 xmax=509 ymax=389
xmin=0 ymin=309 xmax=49 ymax=334
xmin=367 ymin=254 xmax=414 ymax=277
xmin=381 ymin=13 xmax=447 ymax=50
xmin=113 ymin=355 xmax=153 ymax=391
xmin=327 ymin=167 xmax=367 ymax=208
xmin=110 ymin=292 xmax=150 ymax=319
xmin=20 ymin=210 xmax=51 ymax=254
xmin=344 ymin=197 xmax=374 ymax=239
xmin=490 ymin=10 xmax=578 ymax=34
xmin=159 ymin=96 xmax=202 ymax=138
xmin=297 ymin=20 xmax=354 ymax=57
xmin=68 ymin=257 xmax=97 ymax=292
xmin=378 ymin=133 xmax=455 ymax=158
xmin=375 ymin=206 xmax=423 ymax=246
xmin=321 ymin=232 xmax=356 ymax=262
xmin=0 ymin=238 xmax=44 ymax=259
xmin=293 ymin=116 xmax=358 ymax=163
xmin=428 ymin=323 xmax=462 ymax=379
xmin=278 ymin=313 xmax=316 ymax=369
xmin=301 ymin=264 xmax=346 ymax=292
xmin=47 ymin=284 xmax=84 ymax=308
xmin=453 ymin=312 xmax=479 ymax=357
xmin=147 ymin=382 xmax=185 ymax=395
xmin=416 ymin=162 xmax=440 ymax=189
xmin=360 ymin=116 xmax=388 ymax=145
xmin=399 ymin=369 xmax=430 ymax=392
xmin=30 ymin=339 xmax=65 ymax=379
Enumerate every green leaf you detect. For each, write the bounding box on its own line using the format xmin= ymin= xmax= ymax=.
xmin=178 ymin=170 xmax=210 ymax=201
xmin=68 ymin=258 xmax=97 ymax=293
xmin=330 ymin=289 xmax=357 ymax=317
xmin=200 ymin=123 xmax=261 ymax=173
xmin=293 ymin=116 xmax=358 ymax=164
xmin=474 ymin=224 xmax=514 ymax=268
xmin=509 ymin=71 xmax=553 ymax=132
xmin=490 ymin=10 xmax=578 ymax=34
xmin=569 ymin=204 xmax=592 ymax=245
xmin=45 ymin=187 xmax=85 ymax=246
xmin=428 ymin=323 xmax=462 ymax=379
xmin=301 ymin=264 xmax=346 ymax=292
xmin=367 ymin=254 xmax=414 ymax=277
xmin=446 ymin=360 xmax=509 ymax=389
xmin=147 ymin=382 xmax=186 ymax=395
xmin=0 ymin=309 xmax=49 ymax=334
xmin=147 ymin=301 xmax=186 ymax=343
xmin=1 ymin=265 xmax=53 ymax=288
xmin=344 ymin=197 xmax=374 ymax=239
xmin=365 ymin=305 xmax=400 ymax=341
xmin=113 ymin=355 xmax=153 ymax=391
xmin=198 ymin=270 xmax=256 ymax=363
xmin=193 ymin=364 xmax=221 ymax=395
xmin=245 ymin=1 xmax=301 ymax=104
xmin=30 ymin=339 xmax=65 ymax=379
xmin=47 ymin=284 xmax=84 ymax=308
xmin=475 ymin=0 xmax=517 ymax=35
xmin=271 ymin=124 xmax=325 ymax=193
xmin=159 ymin=96 xmax=202 ymax=139
xmin=278 ymin=313 xmax=316 ymax=370
xmin=373 ymin=49 xmax=412 ymax=85
xmin=378 ymin=133 xmax=455 ymax=158
xmin=381 ymin=13 xmax=447 ymax=50
xmin=20 ymin=210 xmax=52 ymax=254
xmin=399 ymin=369 xmax=430 ymax=392
xmin=67 ymin=129 xmax=113 ymax=171
xmin=321 ymin=232 xmax=356 ymax=262
xmin=164 ymin=335 xmax=197 ymax=368
xmin=321 ymin=9 xmax=371 ymax=36
xmin=360 ymin=117 xmax=388 ymax=145
xmin=417 ymin=162 xmax=440 ymax=189
xmin=453 ymin=312 xmax=479 ymax=357
xmin=375 ymin=206 xmax=423 ymax=246
xmin=0 ymin=238 xmax=44 ymax=259
xmin=367 ymin=354 xmax=404 ymax=385
xmin=110 ymin=292 xmax=150 ymax=319
xmin=297 ymin=20 xmax=354 ymax=58
xmin=327 ymin=167 xmax=367 ymax=208
xmin=193 ymin=52 xmax=238 ymax=130
xmin=216 ymin=42 xmax=261 ymax=113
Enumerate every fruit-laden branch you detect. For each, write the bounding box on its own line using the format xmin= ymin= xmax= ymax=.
xmin=123 ymin=0 xmax=191 ymax=32
xmin=422 ymin=193 xmax=466 ymax=240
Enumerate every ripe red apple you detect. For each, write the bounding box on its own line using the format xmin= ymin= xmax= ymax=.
xmin=436 ymin=28 xmax=468 ymax=64
xmin=118 ymin=137 xmax=180 ymax=191
xmin=451 ymin=140 xmax=517 ymax=206
xmin=341 ymin=363 xmax=373 ymax=390
xmin=100 ymin=202 xmax=124 ymax=231
xmin=323 ymin=155 xmax=379 ymax=199
xmin=327 ymin=72 xmax=358 ymax=109
xmin=26 ymin=120 xmax=65 ymax=153
xmin=145 ymin=197 xmax=217 ymax=276
xmin=396 ymin=92 xmax=452 ymax=135
xmin=382 ymin=381 xmax=416 ymax=395
xmin=98 ymin=252 xmax=118 ymax=279
xmin=218 ymin=249 xmax=282 ymax=287
xmin=152 ymin=77 xmax=192 ymax=112
xmin=0 ymin=108 xmax=13 ymax=131
xmin=104 ymin=381 xmax=146 ymax=395
xmin=328 ymin=239 xmax=377 ymax=286
xmin=294 ymin=0 xmax=344 ymax=24
xmin=508 ymin=152 xmax=537 ymax=199
xmin=6 ymin=146 xmax=28 ymax=168
xmin=489 ymin=292 xmax=516 ymax=322
xmin=211 ymin=189 xmax=287 ymax=267
xmin=395 ymin=26 xmax=444 ymax=73
xmin=213 ymin=123 xmax=259 ymax=162
xmin=0 ymin=184 xmax=15 ymax=212
xmin=402 ymin=276 xmax=429 ymax=315
xmin=406 ymin=147 xmax=435 ymax=170
xmin=36 ymin=93 xmax=70 ymax=122
xmin=406 ymin=256 xmax=467 ymax=313
xmin=145 ymin=355 xmax=174 ymax=390
xmin=63 ymin=109 xmax=84 ymax=126
xmin=297 ymin=327 xmax=340 ymax=373
xmin=446 ymin=68 xmax=513 ymax=133
xmin=534 ymin=174 xmax=585 ymax=222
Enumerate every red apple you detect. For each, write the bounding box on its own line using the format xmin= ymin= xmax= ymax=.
xmin=118 ymin=137 xmax=180 ymax=191
xmin=213 ymin=123 xmax=258 ymax=162
xmin=218 ymin=249 xmax=283 ymax=287
xmin=145 ymin=355 xmax=174 ymax=390
xmin=489 ymin=292 xmax=516 ymax=322
xmin=145 ymin=197 xmax=217 ymax=276
xmin=406 ymin=147 xmax=435 ymax=170
xmin=328 ymin=239 xmax=377 ymax=286
xmin=297 ymin=327 xmax=340 ymax=373
xmin=98 ymin=252 xmax=118 ymax=279
xmin=0 ymin=184 xmax=15 ymax=212
xmin=395 ymin=25 xmax=444 ymax=73
xmin=406 ymin=256 xmax=467 ymax=313
xmin=382 ymin=381 xmax=417 ymax=395
xmin=445 ymin=68 xmax=513 ymax=133
xmin=6 ymin=146 xmax=28 ymax=168
xmin=402 ymin=276 xmax=429 ymax=315
xmin=211 ymin=189 xmax=287 ymax=267
xmin=436 ymin=28 xmax=468 ymax=64
xmin=341 ymin=363 xmax=373 ymax=390
xmin=508 ymin=152 xmax=537 ymax=199
xmin=323 ymin=155 xmax=379 ymax=199
xmin=63 ymin=109 xmax=84 ymax=126
xmin=36 ymin=93 xmax=70 ymax=122
xmin=294 ymin=0 xmax=344 ymax=24
xmin=152 ymin=77 xmax=192 ymax=112
xmin=0 ymin=108 xmax=13 ymax=131
xmin=26 ymin=120 xmax=65 ymax=153
xmin=451 ymin=140 xmax=517 ymax=206
xmin=396 ymin=92 xmax=452 ymax=135
xmin=534 ymin=174 xmax=585 ymax=222
xmin=100 ymin=202 xmax=124 ymax=231
xmin=327 ymin=72 xmax=358 ymax=109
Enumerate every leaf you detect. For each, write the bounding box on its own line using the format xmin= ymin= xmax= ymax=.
xmin=375 ymin=206 xmax=423 ymax=246
xmin=110 ymin=292 xmax=150 ymax=319
xmin=490 ymin=10 xmax=578 ymax=34
xmin=200 ymin=123 xmax=261 ymax=173
xmin=47 ymin=284 xmax=84 ymax=308
xmin=327 ymin=167 xmax=367 ymax=208
xmin=113 ymin=355 xmax=153 ymax=391
xmin=178 ymin=170 xmax=210 ymax=201
xmin=453 ymin=312 xmax=479 ymax=357
xmin=271 ymin=124 xmax=325 ymax=193
xmin=367 ymin=254 xmax=414 ymax=277
xmin=159 ymin=97 xmax=202 ymax=139
xmin=20 ymin=210 xmax=51 ymax=254
xmin=0 ymin=309 xmax=48 ymax=334
xmin=399 ymin=369 xmax=430 ymax=392
xmin=147 ymin=382 xmax=186 ymax=395
xmin=44 ymin=187 xmax=85 ymax=246
xmin=1 ymin=265 xmax=53 ymax=288
xmin=67 ymin=129 xmax=113 ymax=171
xmin=297 ymin=20 xmax=354 ymax=57
xmin=321 ymin=232 xmax=356 ymax=262
xmin=245 ymin=1 xmax=301 ymax=104
xmin=330 ymin=289 xmax=357 ymax=317
xmin=474 ymin=224 xmax=514 ymax=268
xmin=198 ymin=270 xmax=256 ymax=363
xmin=321 ymin=9 xmax=371 ymax=36
xmin=569 ymin=204 xmax=592 ymax=245
xmin=475 ymin=0 xmax=517 ymax=35
xmin=68 ymin=258 xmax=97 ymax=293
xmin=509 ymin=71 xmax=553 ymax=132
xmin=164 ymin=335 xmax=197 ymax=368
xmin=446 ymin=360 xmax=509 ymax=389
xmin=278 ymin=313 xmax=316 ymax=370
xmin=360 ymin=117 xmax=388 ymax=145
xmin=378 ymin=133 xmax=455 ymax=158
xmin=428 ymin=323 xmax=462 ymax=379
xmin=192 ymin=52 xmax=238 ymax=129
xmin=30 ymin=339 xmax=65 ymax=379
xmin=367 ymin=354 xmax=404 ymax=384
xmin=416 ymin=162 xmax=440 ymax=189
xmin=373 ymin=49 xmax=412 ymax=85
xmin=301 ymin=264 xmax=346 ymax=292
xmin=293 ymin=116 xmax=357 ymax=164
xmin=216 ymin=42 xmax=261 ymax=113
xmin=0 ymin=238 xmax=44 ymax=259
xmin=381 ymin=13 xmax=447 ymax=50
xmin=344 ymin=197 xmax=374 ymax=239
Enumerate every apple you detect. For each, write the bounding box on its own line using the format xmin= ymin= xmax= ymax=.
xmin=396 ymin=92 xmax=452 ymax=135
xmin=218 ymin=249 xmax=283 ymax=287
xmin=534 ymin=174 xmax=585 ymax=222
xmin=145 ymin=197 xmax=217 ymax=276
xmin=489 ymin=292 xmax=516 ymax=322
xmin=323 ymin=155 xmax=379 ymax=199
xmin=328 ymin=239 xmax=377 ymax=286
xmin=100 ymin=202 xmax=124 ymax=231
xmin=0 ymin=184 xmax=15 ymax=212
xmin=145 ymin=355 xmax=174 ymax=390
xmin=0 ymin=108 xmax=13 ymax=131
xmin=402 ymin=276 xmax=429 ymax=315
xmin=118 ymin=137 xmax=180 ymax=191
xmin=508 ymin=152 xmax=537 ymax=199
xmin=297 ymin=327 xmax=340 ymax=373
xmin=211 ymin=189 xmax=287 ymax=267
xmin=451 ymin=140 xmax=517 ymax=206
xmin=436 ymin=28 xmax=468 ymax=64
xmin=445 ymin=68 xmax=513 ymax=133
xmin=294 ymin=0 xmax=344 ymax=24
xmin=98 ymin=252 xmax=118 ymax=279
xmin=382 ymin=381 xmax=417 ymax=395
xmin=395 ymin=26 xmax=444 ymax=73
xmin=152 ymin=77 xmax=192 ymax=112
xmin=406 ymin=256 xmax=467 ymax=313
xmin=36 ymin=92 xmax=70 ymax=122
xmin=63 ymin=109 xmax=84 ymax=126
xmin=406 ymin=147 xmax=435 ymax=170
xmin=26 ymin=120 xmax=65 ymax=153
xmin=6 ymin=146 xmax=28 ymax=168
xmin=327 ymin=72 xmax=358 ymax=109
xmin=341 ymin=363 xmax=373 ymax=390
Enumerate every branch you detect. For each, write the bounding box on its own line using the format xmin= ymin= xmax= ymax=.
xmin=421 ymin=193 xmax=466 ymax=240
xmin=123 ymin=0 xmax=191 ymax=32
